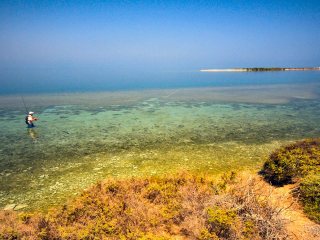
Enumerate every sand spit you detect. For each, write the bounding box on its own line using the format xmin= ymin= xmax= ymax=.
xmin=200 ymin=67 xmax=320 ymax=72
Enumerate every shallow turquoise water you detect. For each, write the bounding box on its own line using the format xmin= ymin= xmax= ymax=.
xmin=1 ymin=83 xmax=320 ymax=210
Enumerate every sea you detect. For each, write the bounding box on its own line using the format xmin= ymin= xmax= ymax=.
xmin=1 ymin=70 xmax=320 ymax=211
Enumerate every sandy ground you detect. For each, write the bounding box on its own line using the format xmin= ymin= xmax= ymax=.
xmin=270 ymin=183 xmax=320 ymax=239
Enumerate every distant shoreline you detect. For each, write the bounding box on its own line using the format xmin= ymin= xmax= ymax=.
xmin=200 ymin=67 xmax=320 ymax=72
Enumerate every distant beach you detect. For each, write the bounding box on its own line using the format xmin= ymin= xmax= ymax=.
xmin=200 ymin=67 xmax=320 ymax=72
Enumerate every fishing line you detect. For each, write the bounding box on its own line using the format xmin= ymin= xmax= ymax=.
xmin=21 ymin=95 xmax=29 ymax=114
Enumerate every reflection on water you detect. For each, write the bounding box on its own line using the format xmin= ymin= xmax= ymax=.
xmin=0 ymin=83 xmax=320 ymax=211
xmin=27 ymin=128 xmax=39 ymax=142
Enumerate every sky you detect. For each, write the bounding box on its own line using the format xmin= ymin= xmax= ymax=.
xmin=0 ymin=0 xmax=320 ymax=93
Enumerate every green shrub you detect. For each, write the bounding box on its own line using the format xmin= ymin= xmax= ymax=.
xmin=262 ymin=139 xmax=320 ymax=224
xmin=262 ymin=139 xmax=320 ymax=185
xmin=243 ymin=220 xmax=256 ymax=239
xmin=199 ymin=228 xmax=219 ymax=240
xmin=299 ymin=174 xmax=320 ymax=223
xmin=205 ymin=207 xmax=238 ymax=238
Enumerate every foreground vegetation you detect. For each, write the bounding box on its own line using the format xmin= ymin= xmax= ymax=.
xmin=0 ymin=172 xmax=288 ymax=239
xmin=262 ymin=139 xmax=320 ymax=223
xmin=1 ymin=139 xmax=319 ymax=239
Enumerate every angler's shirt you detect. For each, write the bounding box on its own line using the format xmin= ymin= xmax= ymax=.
xmin=27 ymin=115 xmax=34 ymax=122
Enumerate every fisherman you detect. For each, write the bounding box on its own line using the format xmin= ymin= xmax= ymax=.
xmin=25 ymin=112 xmax=38 ymax=128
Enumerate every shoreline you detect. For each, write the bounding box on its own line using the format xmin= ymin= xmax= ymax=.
xmin=200 ymin=67 xmax=320 ymax=72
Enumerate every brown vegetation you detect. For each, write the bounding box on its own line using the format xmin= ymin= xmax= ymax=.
xmin=0 ymin=172 xmax=289 ymax=239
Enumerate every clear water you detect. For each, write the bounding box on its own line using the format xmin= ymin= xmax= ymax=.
xmin=1 ymin=71 xmax=320 ymax=211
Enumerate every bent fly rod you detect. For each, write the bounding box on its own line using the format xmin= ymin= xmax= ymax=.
xmin=21 ymin=95 xmax=29 ymax=114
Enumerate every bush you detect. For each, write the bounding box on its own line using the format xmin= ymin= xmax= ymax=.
xmin=205 ymin=207 xmax=238 ymax=238
xmin=262 ymin=139 xmax=320 ymax=224
xmin=299 ymin=174 xmax=320 ymax=223
xmin=0 ymin=173 xmax=288 ymax=239
xmin=262 ymin=139 xmax=320 ymax=185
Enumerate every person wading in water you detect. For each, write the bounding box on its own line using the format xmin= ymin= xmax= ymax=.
xmin=25 ymin=112 xmax=38 ymax=128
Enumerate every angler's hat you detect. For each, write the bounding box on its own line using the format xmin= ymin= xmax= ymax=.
xmin=29 ymin=111 xmax=34 ymax=115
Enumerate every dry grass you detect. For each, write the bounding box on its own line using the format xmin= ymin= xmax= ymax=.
xmin=0 ymin=172 xmax=289 ymax=239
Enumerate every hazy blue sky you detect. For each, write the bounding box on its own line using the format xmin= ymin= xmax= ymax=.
xmin=0 ymin=0 xmax=320 ymax=93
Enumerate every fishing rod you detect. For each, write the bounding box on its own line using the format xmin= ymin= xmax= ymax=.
xmin=21 ymin=95 xmax=29 ymax=114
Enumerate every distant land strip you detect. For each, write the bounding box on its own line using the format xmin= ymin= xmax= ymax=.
xmin=200 ymin=67 xmax=320 ymax=72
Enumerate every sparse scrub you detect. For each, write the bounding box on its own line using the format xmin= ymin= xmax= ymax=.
xmin=0 ymin=173 xmax=288 ymax=239
xmin=230 ymin=175 xmax=288 ymax=239
xmin=299 ymin=174 xmax=320 ymax=223
xmin=262 ymin=139 xmax=320 ymax=185
xmin=205 ymin=207 xmax=238 ymax=238
xmin=262 ymin=139 xmax=320 ymax=224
